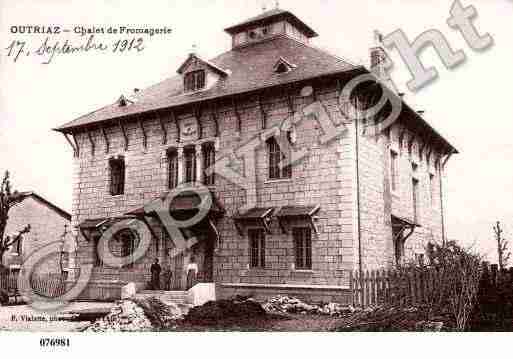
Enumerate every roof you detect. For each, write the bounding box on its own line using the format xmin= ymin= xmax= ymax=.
xmin=177 ymin=54 xmax=229 ymax=76
xmin=55 ymin=35 xmax=359 ymax=133
xmin=13 ymin=192 xmax=71 ymax=221
xmin=224 ymin=8 xmax=318 ymax=38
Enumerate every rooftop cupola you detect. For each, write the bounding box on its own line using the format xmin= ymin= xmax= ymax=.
xmin=224 ymin=8 xmax=318 ymax=49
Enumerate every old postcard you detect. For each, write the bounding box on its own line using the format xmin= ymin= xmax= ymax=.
xmin=0 ymin=0 xmax=511 ymax=355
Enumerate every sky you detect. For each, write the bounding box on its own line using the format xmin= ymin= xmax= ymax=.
xmin=0 ymin=0 xmax=512 ymax=262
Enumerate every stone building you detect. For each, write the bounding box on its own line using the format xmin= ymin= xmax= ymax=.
xmin=55 ymin=8 xmax=457 ymax=303
xmin=2 ymin=192 xmax=71 ymax=277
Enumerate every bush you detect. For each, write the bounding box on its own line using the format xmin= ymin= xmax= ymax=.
xmin=0 ymin=288 xmax=8 ymax=305
xmin=424 ymin=241 xmax=482 ymax=330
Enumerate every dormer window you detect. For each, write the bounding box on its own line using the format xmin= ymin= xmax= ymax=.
xmin=273 ymin=57 xmax=297 ymax=74
xmin=276 ymin=63 xmax=289 ymax=74
xmin=184 ymin=70 xmax=205 ymax=92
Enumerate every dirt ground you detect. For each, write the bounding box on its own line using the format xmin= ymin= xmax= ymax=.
xmin=172 ymin=313 xmax=349 ymax=332
xmin=0 ymin=302 xmax=114 ymax=332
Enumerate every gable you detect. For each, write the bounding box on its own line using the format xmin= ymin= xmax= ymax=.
xmin=177 ymin=54 xmax=228 ymax=76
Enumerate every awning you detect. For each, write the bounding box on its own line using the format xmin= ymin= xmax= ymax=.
xmin=125 ymin=190 xmax=224 ymax=218
xmin=78 ymin=216 xmax=159 ymax=242
xmin=124 ymin=190 xmax=224 ymax=250
xmin=233 ymin=207 xmax=274 ymax=235
xmin=391 ymin=215 xmax=420 ymax=229
xmin=275 ymin=205 xmax=320 ymax=234
xmin=391 ymin=214 xmax=420 ymax=244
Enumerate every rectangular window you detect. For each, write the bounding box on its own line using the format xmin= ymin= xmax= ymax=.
xmin=412 ymin=178 xmax=419 ymax=223
xmin=415 ymin=253 xmax=425 ymax=267
xmin=13 ymin=238 xmax=22 ymax=255
xmin=203 ymin=144 xmax=215 ymax=186
xmin=109 ymin=157 xmax=125 ymax=195
xmin=267 ymin=137 xmax=291 ymax=180
xmin=184 ymin=148 xmax=196 ymax=183
xmin=293 ymin=227 xmax=312 ymax=270
xmin=249 ymin=229 xmax=265 ymax=268
xmin=392 ymin=226 xmax=404 ymax=267
xmin=390 ymin=150 xmax=398 ymax=192
xmin=93 ymin=235 xmax=103 ymax=267
xmin=429 ymin=173 xmax=435 ymax=206
xmin=167 ymin=151 xmax=178 ymax=189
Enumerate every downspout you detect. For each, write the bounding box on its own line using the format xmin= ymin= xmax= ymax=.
xmin=355 ymin=97 xmax=363 ymax=275
xmin=438 ymin=153 xmax=452 ymax=245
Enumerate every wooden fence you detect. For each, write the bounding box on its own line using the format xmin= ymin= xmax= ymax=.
xmin=0 ymin=273 xmax=18 ymax=295
xmin=350 ymin=267 xmax=449 ymax=308
xmin=350 ymin=265 xmax=513 ymax=309
xmin=0 ymin=273 xmax=66 ymax=300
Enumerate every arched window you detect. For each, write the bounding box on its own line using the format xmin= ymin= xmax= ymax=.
xmin=267 ymin=136 xmax=291 ymax=180
xmin=184 ymin=70 xmax=206 ymax=92
xmin=167 ymin=149 xmax=178 ymax=189
xmin=202 ymin=143 xmax=215 ymax=185
xmin=116 ymin=229 xmax=140 ymax=269
xmin=184 ymin=147 xmax=197 ymax=183
xmin=109 ymin=156 xmax=125 ymax=195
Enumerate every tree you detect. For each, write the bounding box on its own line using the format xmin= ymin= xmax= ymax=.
xmin=493 ymin=221 xmax=511 ymax=271
xmin=0 ymin=171 xmax=31 ymax=270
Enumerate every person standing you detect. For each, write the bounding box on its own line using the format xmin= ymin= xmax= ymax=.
xmin=150 ymin=258 xmax=161 ymax=290
xmin=185 ymin=255 xmax=198 ymax=290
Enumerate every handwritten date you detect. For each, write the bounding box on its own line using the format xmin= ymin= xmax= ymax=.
xmin=4 ymin=35 xmax=144 ymax=64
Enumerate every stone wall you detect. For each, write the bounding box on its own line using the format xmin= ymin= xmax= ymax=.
xmin=69 ymin=79 xmax=357 ymax=298
xmin=68 ymin=77 xmax=448 ymax=300
xmin=2 ymin=196 xmax=70 ymax=275
xmin=354 ymin=120 xmax=445 ymax=270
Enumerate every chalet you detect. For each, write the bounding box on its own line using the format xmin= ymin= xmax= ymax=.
xmin=55 ymin=8 xmax=457 ymax=303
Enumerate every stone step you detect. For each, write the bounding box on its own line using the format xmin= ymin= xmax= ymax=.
xmin=135 ymin=290 xmax=190 ymax=305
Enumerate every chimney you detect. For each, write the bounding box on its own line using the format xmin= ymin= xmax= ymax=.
xmin=370 ymin=30 xmax=395 ymax=92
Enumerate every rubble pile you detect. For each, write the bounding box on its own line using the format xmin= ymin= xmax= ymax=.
xmin=134 ymin=297 xmax=183 ymax=329
xmin=263 ymin=296 xmax=354 ymax=317
xmin=85 ymin=298 xmax=181 ymax=332
xmin=184 ymin=297 xmax=267 ymax=325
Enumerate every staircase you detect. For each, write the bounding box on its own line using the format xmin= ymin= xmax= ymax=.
xmin=135 ymin=290 xmax=191 ymax=307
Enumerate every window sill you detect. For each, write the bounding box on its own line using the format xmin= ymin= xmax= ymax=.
xmin=264 ymin=178 xmax=293 ymax=184
xmin=292 ymin=269 xmax=314 ymax=274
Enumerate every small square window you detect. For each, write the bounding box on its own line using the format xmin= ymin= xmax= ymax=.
xmin=184 ymin=70 xmax=205 ymax=92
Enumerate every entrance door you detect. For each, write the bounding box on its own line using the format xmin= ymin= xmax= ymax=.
xmin=202 ymin=235 xmax=215 ymax=283
xmin=169 ymin=252 xmax=184 ymax=290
